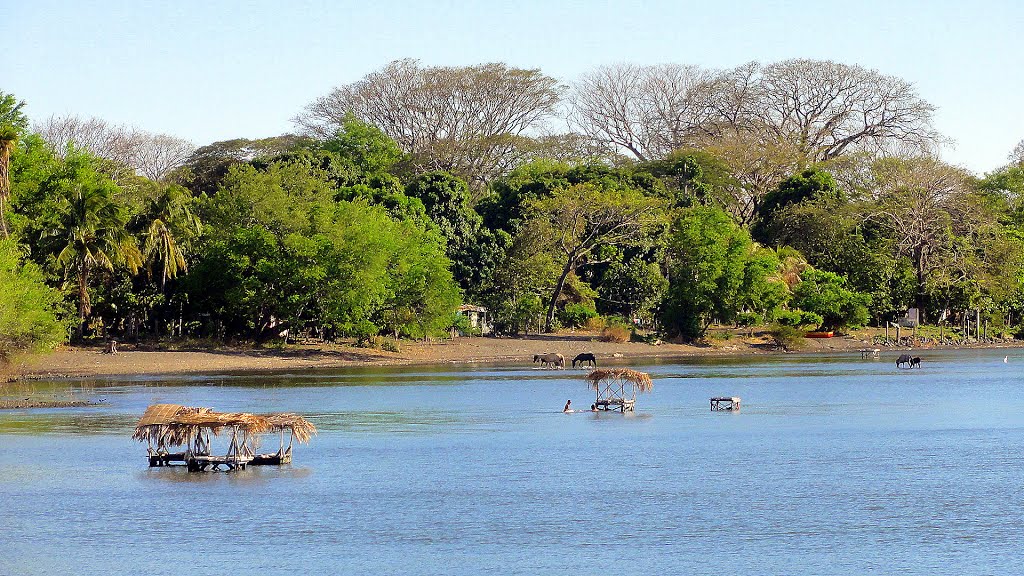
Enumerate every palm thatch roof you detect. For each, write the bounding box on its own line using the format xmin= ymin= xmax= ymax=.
xmin=260 ymin=413 xmax=317 ymax=444
xmin=133 ymin=405 xmax=313 ymax=446
xmin=132 ymin=404 xmax=211 ymax=445
xmin=586 ymin=368 xmax=654 ymax=392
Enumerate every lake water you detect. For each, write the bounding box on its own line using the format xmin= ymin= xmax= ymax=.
xmin=2 ymin=350 xmax=1023 ymax=575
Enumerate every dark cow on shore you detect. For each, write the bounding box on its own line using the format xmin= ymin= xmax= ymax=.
xmin=572 ymin=353 xmax=597 ymax=369
xmin=533 ymin=353 xmax=565 ymax=369
xmin=896 ymin=354 xmax=922 ymax=369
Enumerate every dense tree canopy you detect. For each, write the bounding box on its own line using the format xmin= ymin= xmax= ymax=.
xmin=2 ymin=60 xmax=1023 ymax=360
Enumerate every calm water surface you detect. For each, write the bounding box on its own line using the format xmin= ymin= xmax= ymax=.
xmin=2 ymin=350 xmax=1023 ymax=575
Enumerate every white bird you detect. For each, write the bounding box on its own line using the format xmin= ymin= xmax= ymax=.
xmin=1004 ymin=356 xmax=1009 ymax=363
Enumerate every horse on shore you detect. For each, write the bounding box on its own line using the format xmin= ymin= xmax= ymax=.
xmin=896 ymin=354 xmax=921 ymax=369
xmin=572 ymin=353 xmax=597 ymax=369
xmin=533 ymin=353 xmax=565 ymax=369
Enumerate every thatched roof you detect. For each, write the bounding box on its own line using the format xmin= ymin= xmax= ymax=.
xmin=133 ymin=404 xmax=315 ymax=446
xmin=260 ymin=413 xmax=317 ymax=444
xmin=586 ymin=368 xmax=653 ymax=392
xmin=171 ymin=411 xmax=271 ymax=434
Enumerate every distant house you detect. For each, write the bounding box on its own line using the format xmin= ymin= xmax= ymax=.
xmin=898 ymin=307 xmax=920 ymax=328
xmin=456 ymin=304 xmax=492 ymax=335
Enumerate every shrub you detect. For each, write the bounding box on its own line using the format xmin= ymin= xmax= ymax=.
xmin=558 ymin=303 xmax=599 ymax=329
xmin=355 ymin=335 xmax=401 ymax=352
xmin=585 ymin=316 xmax=607 ymax=331
xmin=599 ymin=324 xmax=630 ymax=343
xmin=768 ymin=324 xmax=806 ymax=351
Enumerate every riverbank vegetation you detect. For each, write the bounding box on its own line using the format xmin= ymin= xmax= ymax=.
xmin=2 ymin=57 xmax=1024 ymax=362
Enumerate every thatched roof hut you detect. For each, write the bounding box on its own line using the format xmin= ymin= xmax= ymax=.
xmin=586 ymin=368 xmax=653 ymax=412
xmin=260 ymin=413 xmax=317 ymax=444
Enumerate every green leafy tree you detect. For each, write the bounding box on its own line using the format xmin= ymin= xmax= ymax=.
xmin=0 ymin=239 xmax=68 ymax=362
xmin=790 ymin=268 xmax=870 ymax=330
xmin=526 ymin=183 xmax=668 ymax=332
xmin=662 ymin=206 xmax=786 ymax=339
xmin=0 ymin=91 xmax=29 ymax=238
xmin=41 ymin=151 xmax=141 ymax=339
xmin=599 ymin=257 xmax=668 ymax=322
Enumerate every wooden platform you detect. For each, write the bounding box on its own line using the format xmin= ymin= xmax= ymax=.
xmin=148 ymin=452 xmax=186 ymax=467
xmin=251 ymin=452 xmax=292 ymax=465
xmin=710 ymin=397 xmax=740 ymax=411
xmin=595 ymin=397 xmax=635 ymax=412
xmin=185 ymin=454 xmax=253 ymax=472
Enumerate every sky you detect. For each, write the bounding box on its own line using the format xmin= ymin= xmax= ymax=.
xmin=2 ymin=0 xmax=1022 ymax=174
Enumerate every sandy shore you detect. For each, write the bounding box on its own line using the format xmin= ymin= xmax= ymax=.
xmin=3 ymin=328 xmax=1019 ymax=383
xmin=0 ymin=329 xmax=886 ymax=381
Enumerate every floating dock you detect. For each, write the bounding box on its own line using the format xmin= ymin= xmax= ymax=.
xmin=710 ymin=397 xmax=740 ymax=411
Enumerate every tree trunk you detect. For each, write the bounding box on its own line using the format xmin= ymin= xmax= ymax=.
xmin=545 ymin=257 xmax=577 ymax=333
xmin=913 ymin=245 xmax=927 ymax=323
xmin=76 ymin=263 xmax=90 ymax=341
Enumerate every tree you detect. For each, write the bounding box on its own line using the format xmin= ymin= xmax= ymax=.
xmin=527 ymin=183 xmax=667 ymax=332
xmin=42 ymin=151 xmax=142 ymax=339
xmin=34 ymin=115 xmax=195 ymax=182
xmin=0 ymin=91 xmax=29 ymax=238
xmin=599 ymin=257 xmax=668 ymax=322
xmin=0 ymin=239 xmax=68 ymax=363
xmin=296 ymin=59 xmax=563 ymax=191
xmin=753 ymin=167 xmax=843 ymax=243
xmin=569 ymin=63 xmax=721 ymax=161
xmin=177 ymin=134 xmax=313 ymax=194
xmin=143 ymin=184 xmax=202 ymax=292
xmin=662 ymin=206 xmax=786 ymax=339
xmin=867 ymin=156 xmax=979 ymax=320
xmin=791 ymin=268 xmax=870 ymax=330
xmin=570 ymin=59 xmax=940 ymax=165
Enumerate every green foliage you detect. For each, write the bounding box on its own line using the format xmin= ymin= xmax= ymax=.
xmin=774 ymin=310 xmax=823 ymax=328
xmin=558 ymin=302 xmax=599 ymax=328
xmin=662 ymin=206 xmax=788 ymax=340
xmin=320 ymin=113 xmax=405 ymax=174
xmin=755 ymin=168 xmax=842 ymax=243
xmin=0 ymin=239 xmax=68 ymax=362
xmin=790 ymin=269 xmax=870 ymax=330
xmin=768 ymin=324 xmax=807 ymax=351
xmin=599 ymin=258 xmax=668 ymax=321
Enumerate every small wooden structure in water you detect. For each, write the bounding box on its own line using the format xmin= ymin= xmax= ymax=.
xmin=133 ymin=404 xmax=316 ymax=472
xmin=710 ymin=397 xmax=740 ymax=411
xmin=586 ymin=368 xmax=653 ymax=412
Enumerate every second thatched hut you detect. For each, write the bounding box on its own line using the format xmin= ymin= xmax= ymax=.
xmin=586 ymin=368 xmax=653 ymax=412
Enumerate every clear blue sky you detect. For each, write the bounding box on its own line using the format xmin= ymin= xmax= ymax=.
xmin=3 ymin=0 xmax=1022 ymax=174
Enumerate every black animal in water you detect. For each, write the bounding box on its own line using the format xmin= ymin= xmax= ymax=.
xmin=896 ymin=354 xmax=922 ymax=368
xmin=572 ymin=353 xmax=597 ymax=369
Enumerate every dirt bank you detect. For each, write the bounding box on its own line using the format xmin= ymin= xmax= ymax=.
xmin=4 ymin=328 xmax=1019 ymax=382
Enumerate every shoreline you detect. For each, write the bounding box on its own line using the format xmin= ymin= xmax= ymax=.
xmin=4 ymin=330 xmax=1021 ymax=383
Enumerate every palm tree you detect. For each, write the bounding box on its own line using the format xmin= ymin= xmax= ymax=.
xmin=143 ymin=185 xmax=201 ymax=292
xmin=0 ymin=126 xmax=16 ymax=238
xmin=0 ymin=92 xmax=27 ymax=239
xmin=49 ymin=154 xmax=141 ymax=339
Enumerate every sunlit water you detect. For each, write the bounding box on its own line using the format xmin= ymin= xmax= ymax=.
xmin=2 ymin=350 xmax=1023 ymax=575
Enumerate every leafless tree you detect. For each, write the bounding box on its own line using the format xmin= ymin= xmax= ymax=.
xmin=751 ymin=59 xmax=940 ymax=163
xmin=570 ymin=59 xmax=940 ymax=165
xmin=35 ymin=115 xmax=194 ymax=182
xmin=1009 ymin=139 xmax=1024 ymax=165
xmin=295 ymin=59 xmax=563 ymax=191
xmin=568 ymin=63 xmax=722 ymax=162
xmin=866 ymin=156 xmax=979 ymax=318
xmin=132 ymin=134 xmax=196 ymax=181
